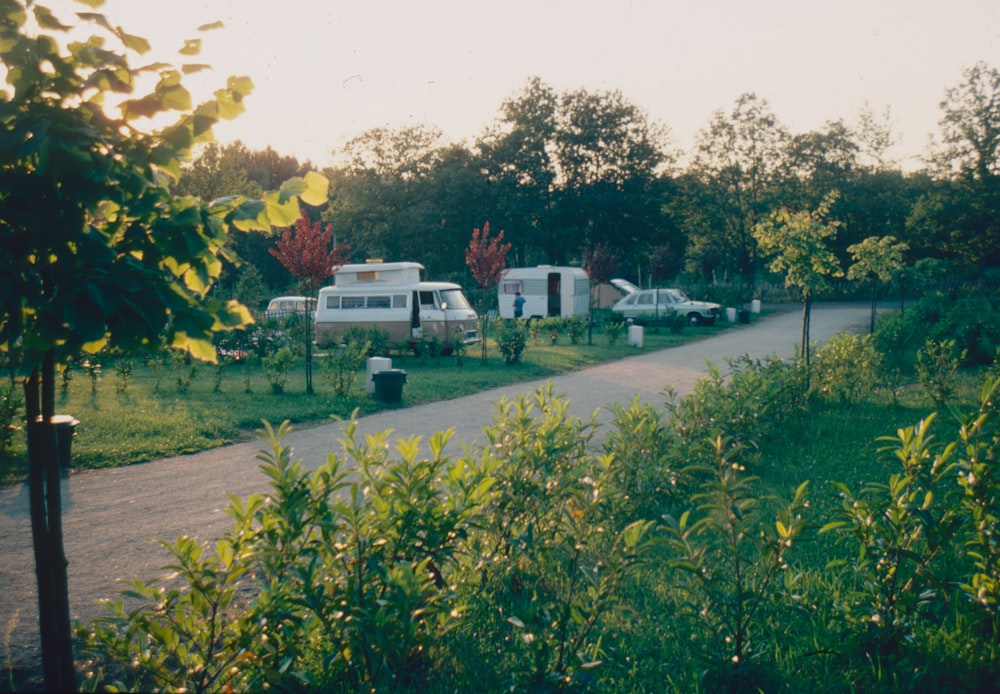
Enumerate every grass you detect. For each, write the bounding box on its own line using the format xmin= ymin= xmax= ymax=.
xmin=0 ymin=319 xmax=732 ymax=485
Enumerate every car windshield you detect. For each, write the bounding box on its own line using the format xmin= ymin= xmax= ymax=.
xmin=439 ymin=288 xmax=472 ymax=310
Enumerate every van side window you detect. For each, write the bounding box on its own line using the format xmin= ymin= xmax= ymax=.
xmin=368 ymin=295 xmax=391 ymax=309
xmin=418 ymin=291 xmax=437 ymax=309
xmin=392 ymin=294 xmax=408 ymax=308
xmin=342 ymin=296 xmax=365 ymax=309
xmin=325 ymin=296 xmax=340 ymax=309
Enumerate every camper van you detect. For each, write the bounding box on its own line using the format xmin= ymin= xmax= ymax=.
xmin=314 ymin=262 xmax=479 ymax=348
xmin=497 ymin=266 xmax=590 ymax=320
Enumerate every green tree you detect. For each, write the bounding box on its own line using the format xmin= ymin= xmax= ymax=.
xmin=753 ymin=192 xmax=844 ymax=372
xmin=0 ymin=3 xmax=326 ymax=688
xmin=689 ymin=93 xmax=789 ymax=288
xmin=847 ymin=235 xmax=909 ymax=333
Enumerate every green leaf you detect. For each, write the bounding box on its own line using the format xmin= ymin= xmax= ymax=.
xmin=263 ymin=189 xmax=300 ymax=228
xmin=301 ymin=170 xmax=330 ymax=207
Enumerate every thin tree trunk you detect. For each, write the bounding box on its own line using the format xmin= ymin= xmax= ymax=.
xmin=25 ymin=352 xmax=76 ymax=691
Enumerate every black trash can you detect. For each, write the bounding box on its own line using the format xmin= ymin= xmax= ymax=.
xmin=51 ymin=414 xmax=79 ymax=468
xmin=372 ymin=369 xmax=407 ymax=402
xmin=738 ymin=309 xmax=751 ymax=324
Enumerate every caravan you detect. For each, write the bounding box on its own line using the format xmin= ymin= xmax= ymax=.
xmin=497 ymin=266 xmax=590 ymax=320
xmin=314 ymin=262 xmax=479 ymax=348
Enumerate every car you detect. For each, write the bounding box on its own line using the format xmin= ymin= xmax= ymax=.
xmin=262 ymin=295 xmax=309 ymax=319
xmin=611 ymin=288 xmax=721 ymax=326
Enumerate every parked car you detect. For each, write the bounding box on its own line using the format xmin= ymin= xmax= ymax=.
xmin=611 ymin=288 xmax=721 ymax=326
xmin=262 ymin=295 xmax=309 ymax=319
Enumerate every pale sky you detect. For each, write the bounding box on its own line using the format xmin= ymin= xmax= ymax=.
xmin=48 ymin=0 xmax=1000 ymax=170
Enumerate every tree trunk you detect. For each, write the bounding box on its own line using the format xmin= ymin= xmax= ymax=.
xmin=801 ymin=294 xmax=812 ymax=389
xmin=25 ymin=352 xmax=76 ymax=691
xmin=870 ymin=280 xmax=878 ymax=334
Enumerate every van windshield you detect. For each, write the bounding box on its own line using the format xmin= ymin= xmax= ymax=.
xmin=439 ymin=288 xmax=472 ymax=310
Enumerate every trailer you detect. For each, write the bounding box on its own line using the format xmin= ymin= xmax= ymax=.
xmin=314 ymin=262 xmax=479 ymax=348
xmin=497 ymin=266 xmax=590 ymax=320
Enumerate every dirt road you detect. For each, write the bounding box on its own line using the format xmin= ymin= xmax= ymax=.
xmin=0 ymin=303 xmax=870 ymax=686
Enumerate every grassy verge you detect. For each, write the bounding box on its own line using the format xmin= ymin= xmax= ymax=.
xmin=0 ymin=320 xmax=733 ymax=484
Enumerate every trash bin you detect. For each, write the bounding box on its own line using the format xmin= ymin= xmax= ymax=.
xmin=51 ymin=414 xmax=79 ymax=468
xmin=366 ymin=356 xmax=392 ymax=395
xmin=726 ymin=307 xmax=738 ymax=322
xmin=738 ymin=309 xmax=751 ymax=324
xmin=372 ymin=369 xmax=407 ymax=402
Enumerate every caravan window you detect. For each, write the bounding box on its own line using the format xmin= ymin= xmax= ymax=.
xmin=501 ymin=280 xmax=522 ymax=295
xmin=325 ymin=296 xmax=340 ymax=309
xmin=342 ymin=296 xmax=365 ymax=309
xmin=367 ymin=295 xmax=392 ymax=309
xmin=392 ymin=294 xmax=408 ymax=308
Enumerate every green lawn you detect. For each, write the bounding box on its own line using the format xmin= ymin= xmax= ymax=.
xmin=0 ymin=320 xmax=733 ymax=484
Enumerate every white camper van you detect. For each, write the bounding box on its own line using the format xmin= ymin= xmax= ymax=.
xmin=314 ymin=262 xmax=479 ymax=348
xmin=497 ymin=266 xmax=590 ymax=320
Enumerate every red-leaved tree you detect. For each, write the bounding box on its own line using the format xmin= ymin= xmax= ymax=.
xmin=270 ymin=211 xmax=350 ymax=393
xmin=465 ymin=221 xmax=511 ymax=363
xmin=583 ymin=243 xmax=620 ymax=344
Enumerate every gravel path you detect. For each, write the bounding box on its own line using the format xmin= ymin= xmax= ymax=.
xmin=0 ymin=303 xmax=870 ymax=685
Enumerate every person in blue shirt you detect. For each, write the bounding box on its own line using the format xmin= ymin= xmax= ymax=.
xmin=513 ymin=292 xmax=525 ymax=318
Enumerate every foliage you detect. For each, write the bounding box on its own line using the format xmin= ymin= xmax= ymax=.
xmin=753 ymin=191 xmax=845 ymax=368
xmin=603 ymin=319 xmax=625 ymax=345
xmin=262 ymin=346 xmax=296 ymax=394
xmin=662 ymin=438 xmax=810 ymax=691
xmin=269 ymin=210 xmax=350 ymax=393
xmin=465 ymin=221 xmax=511 ymax=364
xmin=320 ymin=336 xmax=370 ymax=397
xmin=811 ymin=333 xmax=883 ymax=404
xmin=916 ymin=338 xmax=967 ymax=410
xmin=565 ymin=315 xmax=587 ymax=344
xmin=494 ymin=318 xmax=529 ymax=365
xmin=847 ymin=235 xmax=909 ymax=333
xmin=0 ymin=3 xmax=328 ymax=687
xmin=475 ymin=384 xmax=657 ymax=689
xmin=0 ymin=384 xmax=21 ymax=459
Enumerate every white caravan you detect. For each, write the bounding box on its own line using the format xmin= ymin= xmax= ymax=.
xmin=314 ymin=262 xmax=479 ymax=348
xmin=497 ymin=265 xmax=590 ymax=320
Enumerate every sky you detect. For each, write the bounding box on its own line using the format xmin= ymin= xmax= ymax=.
xmin=46 ymin=0 xmax=1000 ymax=171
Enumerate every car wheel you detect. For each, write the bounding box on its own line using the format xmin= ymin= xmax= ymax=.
xmin=687 ymin=313 xmax=702 ymax=327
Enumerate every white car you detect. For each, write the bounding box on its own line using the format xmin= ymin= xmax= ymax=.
xmin=611 ymin=288 xmax=721 ymax=326
xmin=262 ymin=296 xmax=309 ymax=319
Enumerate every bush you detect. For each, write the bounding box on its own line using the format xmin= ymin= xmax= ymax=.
xmin=495 ymin=318 xmax=529 ymax=365
xmin=262 ymin=346 xmax=296 ymax=394
xmin=0 ymin=383 xmax=22 ymax=458
xmin=811 ymin=333 xmax=883 ymax=403
xmin=320 ymin=337 xmax=370 ymax=397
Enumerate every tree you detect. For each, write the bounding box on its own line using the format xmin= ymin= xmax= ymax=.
xmin=465 ymin=221 xmax=511 ymax=363
xmin=582 ymin=243 xmax=619 ymax=344
xmin=753 ymin=193 xmax=843 ymax=373
xmin=270 ymin=211 xmax=350 ymax=394
xmin=689 ymin=93 xmax=789 ymax=288
xmin=0 ymin=4 xmax=327 ymax=689
xmin=847 ymin=235 xmax=909 ymax=333
xmin=931 ymin=61 xmax=1000 ymax=181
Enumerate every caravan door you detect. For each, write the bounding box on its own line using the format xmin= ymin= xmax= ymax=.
xmin=547 ymin=272 xmax=561 ymax=317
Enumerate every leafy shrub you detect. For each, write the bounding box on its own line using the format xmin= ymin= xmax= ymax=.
xmin=81 ymin=421 xmax=492 ymax=692
xmin=662 ymin=437 xmax=809 ymax=691
xmin=495 ymin=318 xmax=529 ymax=365
xmin=320 ymin=336 xmax=370 ymax=396
xmin=811 ymin=333 xmax=882 ymax=403
xmin=262 ymin=346 xmax=296 ymax=394
xmin=541 ymin=317 xmax=562 ymax=345
xmin=565 ymin=315 xmax=587 ymax=344
xmin=916 ymin=338 xmax=965 ymax=409
xmin=0 ymin=384 xmax=22 ymax=458
xmin=604 ymin=319 xmax=625 ymax=345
